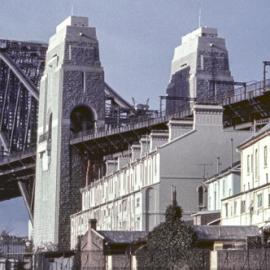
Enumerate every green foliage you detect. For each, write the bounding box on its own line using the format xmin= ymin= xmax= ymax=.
xmin=165 ymin=204 xmax=183 ymax=223
xmin=137 ymin=202 xmax=204 ymax=269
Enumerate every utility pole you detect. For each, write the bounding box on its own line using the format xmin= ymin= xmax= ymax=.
xmin=216 ymin=157 xmax=221 ymax=174
xmin=231 ymin=138 xmax=234 ymax=167
xmin=197 ymin=163 xmax=213 ymax=179
xmin=263 ymin=61 xmax=270 ymax=92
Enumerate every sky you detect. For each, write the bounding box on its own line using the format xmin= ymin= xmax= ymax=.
xmin=0 ymin=0 xmax=270 ymax=236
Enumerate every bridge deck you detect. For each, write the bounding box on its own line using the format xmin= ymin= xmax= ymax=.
xmin=2 ymin=81 xmax=270 ymax=201
xmin=223 ymin=89 xmax=270 ymax=127
xmin=70 ymin=109 xmax=192 ymax=154
xmin=0 ymin=150 xmax=35 ymax=201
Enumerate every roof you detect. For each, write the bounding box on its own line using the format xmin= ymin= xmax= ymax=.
xmin=257 ymin=122 xmax=270 ymax=134
xmin=193 ymin=225 xmax=260 ymax=241
xmin=238 ymin=122 xmax=270 ymax=150
xmin=98 ymin=231 xmax=147 ymax=244
xmin=205 ymin=161 xmax=240 ymax=184
xmin=96 ymin=225 xmax=259 ymax=245
xmin=191 ymin=210 xmax=220 ymax=217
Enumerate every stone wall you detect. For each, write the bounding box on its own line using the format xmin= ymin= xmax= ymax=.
xmin=166 ymin=27 xmax=234 ymax=114
xmin=166 ymin=67 xmax=190 ymax=114
xmin=34 ymin=16 xmax=106 ymax=251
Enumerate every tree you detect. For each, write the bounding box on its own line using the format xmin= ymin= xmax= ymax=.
xmin=137 ymin=199 xmax=202 ymax=269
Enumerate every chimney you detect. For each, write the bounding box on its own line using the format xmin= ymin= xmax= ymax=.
xmin=131 ymin=144 xmax=141 ymax=161
xmin=140 ymin=136 xmax=150 ymax=158
xmin=117 ymin=155 xmax=130 ymax=170
xmin=105 ymin=159 xmax=118 ymax=176
xmin=167 ymin=119 xmax=193 ymax=141
xmin=88 ymin=219 xmax=97 ymax=231
xmin=193 ymin=104 xmax=223 ymax=130
xmin=149 ymin=130 xmax=169 ymax=151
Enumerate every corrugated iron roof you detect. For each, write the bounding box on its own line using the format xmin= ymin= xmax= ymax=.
xmin=193 ymin=225 xmax=260 ymax=241
xmin=98 ymin=231 xmax=147 ymax=244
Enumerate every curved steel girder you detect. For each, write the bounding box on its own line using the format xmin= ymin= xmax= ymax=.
xmin=0 ymin=50 xmax=39 ymax=100
xmin=105 ymin=82 xmax=134 ymax=111
xmin=0 ymin=132 xmax=8 ymax=152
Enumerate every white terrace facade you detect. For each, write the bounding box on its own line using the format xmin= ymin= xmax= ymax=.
xmin=222 ymin=124 xmax=270 ymax=227
xmin=70 ymin=104 xmax=252 ymax=249
xmin=206 ymin=162 xmax=241 ymax=212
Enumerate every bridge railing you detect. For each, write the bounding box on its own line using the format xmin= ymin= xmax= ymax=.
xmin=222 ymin=79 xmax=270 ymax=105
xmin=71 ymin=107 xmax=192 ymax=142
xmin=72 ymin=81 xmax=270 ymax=141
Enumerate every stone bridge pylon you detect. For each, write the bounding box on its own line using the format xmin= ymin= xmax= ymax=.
xmin=34 ymin=16 xmax=106 ymax=251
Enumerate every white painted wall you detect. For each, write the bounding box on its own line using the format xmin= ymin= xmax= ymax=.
xmin=222 ymin=184 xmax=270 ymax=226
xmin=71 ymin=105 xmax=252 ymax=249
xmin=207 ymin=172 xmax=240 ymax=211
xmin=241 ymin=135 xmax=270 ymax=191
xmin=222 ymin=133 xmax=270 ymax=227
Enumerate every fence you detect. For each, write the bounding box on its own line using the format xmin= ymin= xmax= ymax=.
xmin=216 ymin=247 xmax=270 ymax=270
xmin=6 ymin=247 xmax=270 ymax=269
xmin=0 ymin=258 xmax=29 ymax=270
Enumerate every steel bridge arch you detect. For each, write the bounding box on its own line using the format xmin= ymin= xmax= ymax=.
xmin=0 ymin=50 xmax=39 ymax=100
xmin=0 ymin=49 xmax=39 ymax=153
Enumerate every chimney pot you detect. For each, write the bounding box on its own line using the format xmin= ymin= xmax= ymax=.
xmin=89 ymin=219 xmax=97 ymax=230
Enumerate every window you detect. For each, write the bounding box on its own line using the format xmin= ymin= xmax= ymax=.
xmin=268 ymin=194 xmax=270 ymax=207
xmin=264 ymin=146 xmax=268 ymax=168
xmin=234 ymin=201 xmax=237 ymax=215
xmin=154 ymin=155 xmax=157 ymax=176
xmin=225 ymin=203 xmax=228 ymax=217
xmin=214 ymin=191 xmax=217 ymax=210
xmin=198 ymin=186 xmax=204 ymax=206
xmin=255 ymin=149 xmax=259 ymax=180
xmin=247 ymin=155 xmax=250 ymax=175
xmin=145 ymin=164 xmax=148 ymax=185
xmin=122 ymin=199 xmax=127 ymax=211
xmin=257 ymin=193 xmax=263 ymax=208
xmin=70 ymin=105 xmax=95 ymax=133
xmin=134 ymin=169 xmax=137 ymax=184
xmin=136 ymin=198 xmax=140 ymax=208
xmin=41 ymin=152 xmax=49 ymax=172
xmin=200 ymin=55 xmax=204 ymax=70
xmin=222 ymin=180 xmax=226 ymax=197
xmin=251 ymin=154 xmax=254 ymax=173
xmin=241 ymin=200 xmax=246 ymax=213
xmin=136 ymin=217 xmax=141 ymax=229
xmin=48 ymin=113 xmax=52 ymax=142
xmin=81 ymin=71 xmax=86 ymax=92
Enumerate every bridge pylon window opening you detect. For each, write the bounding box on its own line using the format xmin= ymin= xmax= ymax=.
xmin=70 ymin=105 xmax=96 ymax=133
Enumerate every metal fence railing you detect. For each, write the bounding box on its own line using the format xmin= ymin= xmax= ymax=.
xmin=0 ymin=259 xmax=26 ymax=270
xmin=70 ymin=107 xmax=192 ymax=144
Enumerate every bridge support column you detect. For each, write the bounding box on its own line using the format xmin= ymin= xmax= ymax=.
xmin=33 ymin=16 xmax=105 ymax=251
xmin=18 ymin=181 xmax=33 ymax=222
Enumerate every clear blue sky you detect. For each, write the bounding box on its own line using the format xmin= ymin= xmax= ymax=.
xmin=0 ymin=0 xmax=270 ymax=236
